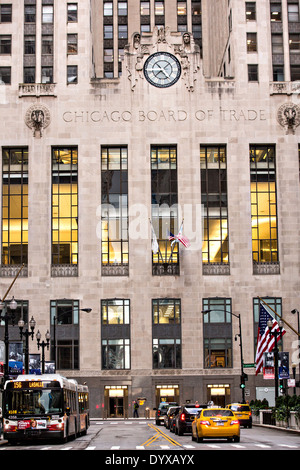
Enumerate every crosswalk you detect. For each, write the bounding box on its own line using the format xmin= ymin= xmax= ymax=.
xmin=1 ymin=442 xmax=298 ymax=451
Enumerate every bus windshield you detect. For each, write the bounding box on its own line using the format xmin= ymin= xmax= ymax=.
xmin=5 ymin=389 xmax=63 ymax=417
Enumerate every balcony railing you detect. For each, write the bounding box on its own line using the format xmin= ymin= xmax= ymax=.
xmin=270 ymin=81 xmax=300 ymax=95
xmin=19 ymin=83 xmax=57 ymax=97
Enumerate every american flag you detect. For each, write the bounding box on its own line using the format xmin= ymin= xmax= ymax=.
xmin=168 ymin=222 xmax=190 ymax=248
xmin=255 ymin=303 xmax=286 ymax=375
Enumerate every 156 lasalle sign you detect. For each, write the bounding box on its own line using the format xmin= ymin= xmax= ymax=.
xmin=62 ymin=108 xmax=267 ymax=124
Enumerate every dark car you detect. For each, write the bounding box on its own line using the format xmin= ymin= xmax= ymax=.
xmin=154 ymin=402 xmax=179 ymax=425
xmin=175 ymin=404 xmax=207 ymax=435
xmin=164 ymin=406 xmax=180 ymax=429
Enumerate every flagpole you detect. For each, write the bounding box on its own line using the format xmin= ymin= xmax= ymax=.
xmin=258 ymin=297 xmax=300 ymax=337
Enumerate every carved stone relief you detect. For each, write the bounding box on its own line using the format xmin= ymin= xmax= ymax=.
xmin=25 ymin=104 xmax=51 ymax=137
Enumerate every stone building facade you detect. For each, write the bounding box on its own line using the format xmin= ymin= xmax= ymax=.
xmin=0 ymin=0 xmax=300 ymax=417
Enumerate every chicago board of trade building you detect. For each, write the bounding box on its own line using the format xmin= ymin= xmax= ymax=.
xmin=0 ymin=0 xmax=300 ymax=418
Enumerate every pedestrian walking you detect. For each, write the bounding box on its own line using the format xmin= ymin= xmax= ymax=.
xmin=133 ymin=400 xmax=139 ymax=418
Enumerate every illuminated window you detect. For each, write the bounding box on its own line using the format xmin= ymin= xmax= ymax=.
xmin=201 ymin=146 xmax=228 ymax=265
xmin=102 ymin=299 xmax=130 ymax=325
xmin=153 ymin=299 xmax=181 ymax=325
xmin=2 ymin=148 xmax=28 ymax=266
xmin=203 ymin=298 xmax=232 ymax=369
xmin=250 ymin=145 xmax=278 ymax=264
xmin=52 ymin=147 xmax=78 ymax=267
xmin=151 ymin=146 xmax=179 ymax=274
xmin=101 ymin=147 xmax=128 ymax=271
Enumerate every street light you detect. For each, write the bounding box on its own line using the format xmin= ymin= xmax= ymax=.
xmin=291 ymin=309 xmax=300 ymax=389
xmin=267 ymin=318 xmax=284 ymax=402
xmin=36 ymin=329 xmax=51 ymax=374
xmin=0 ymin=297 xmax=17 ymax=383
xmin=202 ymin=308 xmax=246 ymax=403
xmin=18 ymin=316 xmax=36 ymax=374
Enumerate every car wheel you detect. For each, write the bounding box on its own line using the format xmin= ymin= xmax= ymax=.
xmin=178 ymin=426 xmax=183 ymax=436
xmin=233 ymin=436 xmax=240 ymax=442
xmin=196 ymin=433 xmax=203 ymax=443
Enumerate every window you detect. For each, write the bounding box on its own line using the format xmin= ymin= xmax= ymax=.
xmin=141 ymin=1 xmax=150 ymax=15
xmin=25 ymin=5 xmax=36 ymax=23
xmin=0 ymin=4 xmax=12 ymax=23
xmin=155 ymin=1 xmax=164 ymax=15
xmin=67 ymin=3 xmax=77 ymax=22
xmin=52 ymin=148 xmax=78 ymax=266
xmin=270 ymin=3 xmax=282 ymax=22
xmin=67 ymin=65 xmax=78 ymax=84
xmin=50 ymin=299 xmax=80 ymax=370
xmin=41 ymin=66 xmax=53 ymax=83
xmin=248 ymin=64 xmax=258 ymax=81
xmin=23 ymin=67 xmax=35 ymax=84
xmin=0 ymin=66 xmax=10 ymax=83
xmin=0 ymin=35 xmax=11 ymax=54
xmin=272 ymin=34 xmax=283 ymax=54
xmin=101 ymin=299 xmax=130 ymax=370
xmin=2 ymin=148 xmax=28 ymax=266
xmin=291 ymin=65 xmax=300 ymax=81
xmin=118 ymin=2 xmax=127 ymax=15
xmin=273 ymin=65 xmax=284 ymax=81
xmin=151 ymin=146 xmax=179 ymax=275
xmin=42 ymin=5 xmax=53 ymax=24
xmin=152 ymin=299 xmax=181 ymax=369
xmin=67 ymin=34 xmax=78 ymax=54
xmin=24 ymin=36 xmax=35 ymax=55
xmin=177 ymin=2 xmax=187 ymax=15
xmin=104 ymin=2 xmax=113 ymax=16
xmin=118 ymin=25 xmax=128 ymax=39
xmin=104 ymin=48 xmax=113 ymax=62
xmin=247 ymin=33 xmax=257 ymax=52
xmin=288 ymin=3 xmax=299 ymax=22
xmin=153 ymin=299 xmax=180 ymax=324
xmin=289 ymin=33 xmax=300 ymax=52
xmin=201 ymin=146 xmax=229 ymax=265
xmin=246 ymin=2 xmax=256 ymax=21
xmin=104 ymin=25 xmax=113 ymax=39
xmin=203 ymin=298 xmax=233 ymax=369
xmin=250 ymin=145 xmax=278 ymax=264
xmin=102 ymin=299 xmax=130 ymax=325
xmin=42 ymin=35 xmax=53 ymax=55
xmin=101 ymin=147 xmax=128 ymax=272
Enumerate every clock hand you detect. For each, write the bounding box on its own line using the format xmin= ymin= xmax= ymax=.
xmin=153 ymin=63 xmax=170 ymax=78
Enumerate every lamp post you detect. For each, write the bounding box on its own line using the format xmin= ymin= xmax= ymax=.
xmin=267 ymin=318 xmax=284 ymax=402
xmin=202 ymin=308 xmax=246 ymax=403
xmin=36 ymin=330 xmax=51 ymax=374
xmin=291 ymin=309 xmax=300 ymax=389
xmin=0 ymin=297 xmax=17 ymax=383
xmin=18 ymin=316 xmax=36 ymax=374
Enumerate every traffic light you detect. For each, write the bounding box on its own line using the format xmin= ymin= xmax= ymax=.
xmin=240 ymin=372 xmax=248 ymax=389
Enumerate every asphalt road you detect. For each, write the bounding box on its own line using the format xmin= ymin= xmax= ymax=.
xmin=0 ymin=420 xmax=299 ymax=452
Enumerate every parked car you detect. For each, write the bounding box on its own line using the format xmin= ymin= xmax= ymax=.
xmin=154 ymin=402 xmax=179 ymax=425
xmin=225 ymin=403 xmax=252 ymax=428
xmin=175 ymin=404 xmax=206 ymax=435
xmin=164 ymin=406 xmax=180 ymax=429
xmin=191 ymin=408 xmax=240 ymax=443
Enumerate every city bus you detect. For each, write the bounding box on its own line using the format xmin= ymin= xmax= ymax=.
xmin=2 ymin=374 xmax=89 ymax=444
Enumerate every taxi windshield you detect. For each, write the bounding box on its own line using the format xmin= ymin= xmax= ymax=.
xmin=203 ymin=409 xmax=234 ymax=417
xmin=5 ymin=389 xmax=63 ymax=416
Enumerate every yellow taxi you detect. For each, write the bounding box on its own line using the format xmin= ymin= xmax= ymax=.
xmin=191 ymin=408 xmax=240 ymax=443
xmin=225 ymin=403 xmax=252 ymax=428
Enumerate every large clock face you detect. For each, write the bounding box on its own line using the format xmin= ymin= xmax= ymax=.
xmin=143 ymin=52 xmax=181 ymax=88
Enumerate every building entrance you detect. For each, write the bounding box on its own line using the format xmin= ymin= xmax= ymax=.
xmin=104 ymin=386 xmax=128 ymax=418
xmin=155 ymin=384 xmax=180 ymax=407
xmin=207 ymin=384 xmax=231 ymax=407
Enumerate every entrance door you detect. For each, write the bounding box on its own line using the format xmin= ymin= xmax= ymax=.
xmin=104 ymin=386 xmax=128 ymax=418
xmin=109 ymin=397 xmax=124 ymax=417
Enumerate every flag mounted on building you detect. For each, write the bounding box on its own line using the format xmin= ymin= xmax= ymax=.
xmin=168 ymin=220 xmax=190 ymax=248
xmin=150 ymin=219 xmax=159 ymax=254
xmin=255 ymin=302 xmax=286 ymax=375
